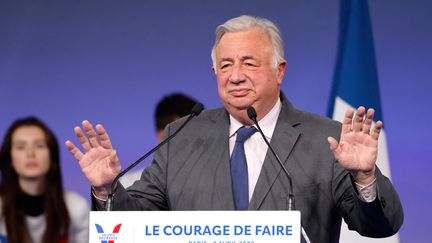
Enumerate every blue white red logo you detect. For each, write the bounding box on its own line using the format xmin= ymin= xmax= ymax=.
xmin=95 ymin=223 xmax=122 ymax=243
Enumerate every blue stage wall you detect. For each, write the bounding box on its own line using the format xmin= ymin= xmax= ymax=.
xmin=1 ymin=1 xmax=430 ymax=242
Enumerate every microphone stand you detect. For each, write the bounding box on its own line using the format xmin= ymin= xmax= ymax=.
xmin=247 ymin=106 xmax=311 ymax=243
xmin=105 ymin=103 xmax=204 ymax=211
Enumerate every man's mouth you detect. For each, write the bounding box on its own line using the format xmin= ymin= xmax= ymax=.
xmin=229 ymin=89 xmax=250 ymax=97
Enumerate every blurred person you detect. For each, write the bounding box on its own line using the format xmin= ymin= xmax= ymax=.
xmin=154 ymin=93 xmax=200 ymax=142
xmin=120 ymin=92 xmax=201 ymax=187
xmin=0 ymin=117 xmax=89 ymax=243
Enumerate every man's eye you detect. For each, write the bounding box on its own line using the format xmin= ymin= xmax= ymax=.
xmin=220 ymin=64 xmax=231 ymax=69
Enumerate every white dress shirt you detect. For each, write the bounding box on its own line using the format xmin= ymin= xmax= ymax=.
xmin=229 ymin=99 xmax=282 ymax=200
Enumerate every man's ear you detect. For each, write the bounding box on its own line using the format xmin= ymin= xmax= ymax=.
xmin=212 ymin=66 xmax=217 ymax=75
xmin=276 ymin=60 xmax=287 ymax=85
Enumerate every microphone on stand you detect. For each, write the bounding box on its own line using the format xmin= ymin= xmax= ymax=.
xmin=247 ymin=106 xmax=295 ymax=210
xmin=106 ymin=103 xmax=204 ymax=211
xmin=247 ymin=106 xmax=312 ymax=243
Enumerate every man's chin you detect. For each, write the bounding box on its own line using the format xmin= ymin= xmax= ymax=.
xmin=227 ymin=99 xmax=255 ymax=111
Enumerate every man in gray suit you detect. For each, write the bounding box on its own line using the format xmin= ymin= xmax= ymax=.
xmin=66 ymin=15 xmax=403 ymax=243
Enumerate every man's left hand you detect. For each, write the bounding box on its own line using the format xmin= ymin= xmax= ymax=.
xmin=328 ymin=106 xmax=382 ymax=185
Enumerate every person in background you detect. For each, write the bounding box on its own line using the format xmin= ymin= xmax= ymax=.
xmin=154 ymin=93 xmax=200 ymax=142
xmin=0 ymin=117 xmax=89 ymax=243
xmin=120 ymin=92 xmax=201 ymax=187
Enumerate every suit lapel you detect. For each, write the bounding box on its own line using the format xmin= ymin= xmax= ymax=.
xmin=207 ymin=109 xmax=236 ymax=210
xmin=249 ymin=95 xmax=301 ymax=210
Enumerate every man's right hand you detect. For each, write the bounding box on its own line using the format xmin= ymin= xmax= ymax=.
xmin=65 ymin=120 xmax=121 ymax=199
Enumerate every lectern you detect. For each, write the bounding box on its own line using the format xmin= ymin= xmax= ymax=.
xmin=89 ymin=211 xmax=301 ymax=243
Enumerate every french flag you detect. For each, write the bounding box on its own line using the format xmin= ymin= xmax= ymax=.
xmin=327 ymin=0 xmax=399 ymax=242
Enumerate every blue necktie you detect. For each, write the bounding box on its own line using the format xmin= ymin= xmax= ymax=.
xmin=230 ymin=126 xmax=257 ymax=210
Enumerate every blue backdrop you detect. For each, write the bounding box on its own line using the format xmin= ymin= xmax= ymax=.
xmin=0 ymin=0 xmax=430 ymax=242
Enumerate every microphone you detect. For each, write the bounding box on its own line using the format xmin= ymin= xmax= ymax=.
xmin=248 ymin=106 xmax=311 ymax=243
xmin=246 ymin=106 xmax=295 ymax=211
xmin=106 ymin=103 xmax=204 ymax=211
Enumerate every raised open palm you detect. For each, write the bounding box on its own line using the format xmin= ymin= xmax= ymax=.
xmin=65 ymin=120 xmax=121 ymax=197
xmin=328 ymin=107 xmax=382 ymax=184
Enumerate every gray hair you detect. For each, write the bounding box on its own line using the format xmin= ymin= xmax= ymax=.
xmin=211 ymin=15 xmax=285 ymax=69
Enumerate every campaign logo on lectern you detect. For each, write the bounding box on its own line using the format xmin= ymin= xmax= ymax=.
xmin=95 ymin=223 xmax=122 ymax=243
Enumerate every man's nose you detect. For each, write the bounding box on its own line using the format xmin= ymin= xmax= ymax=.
xmin=228 ymin=64 xmax=246 ymax=83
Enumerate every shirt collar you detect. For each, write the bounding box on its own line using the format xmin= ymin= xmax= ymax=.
xmin=229 ymin=98 xmax=282 ymax=139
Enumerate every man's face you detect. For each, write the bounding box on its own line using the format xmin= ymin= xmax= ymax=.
xmin=214 ymin=28 xmax=286 ymax=123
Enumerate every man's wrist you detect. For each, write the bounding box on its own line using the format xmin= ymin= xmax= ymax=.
xmin=92 ymin=186 xmax=109 ymax=200
xmin=351 ymin=165 xmax=377 ymax=186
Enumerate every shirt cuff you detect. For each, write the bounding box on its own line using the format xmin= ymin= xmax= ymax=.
xmin=355 ymin=178 xmax=377 ymax=202
xmin=91 ymin=188 xmax=108 ymax=210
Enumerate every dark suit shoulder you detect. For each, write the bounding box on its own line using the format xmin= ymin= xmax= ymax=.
xmin=164 ymin=107 xmax=228 ymax=139
xmin=286 ymin=106 xmax=342 ymax=141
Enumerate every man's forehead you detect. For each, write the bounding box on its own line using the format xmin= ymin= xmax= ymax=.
xmin=218 ymin=28 xmax=269 ymax=43
xmin=216 ymin=30 xmax=272 ymax=62
xmin=219 ymin=55 xmax=258 ymax=62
